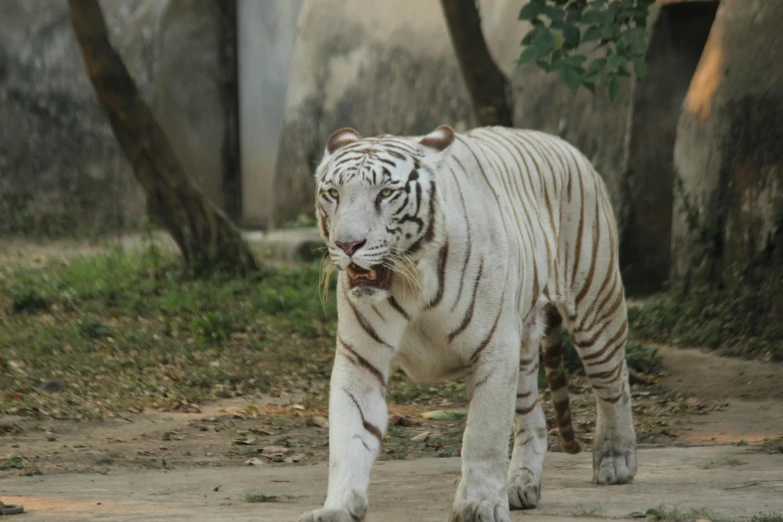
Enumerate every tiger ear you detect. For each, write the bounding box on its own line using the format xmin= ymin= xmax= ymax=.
xmin=325 ymin=128 xmax=361 ymax=156
xmin=418 ymin=125 xmax=455 ymax=161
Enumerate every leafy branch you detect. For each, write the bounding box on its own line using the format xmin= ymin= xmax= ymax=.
xmin=518 ymin=0 xmax=656 ymax=100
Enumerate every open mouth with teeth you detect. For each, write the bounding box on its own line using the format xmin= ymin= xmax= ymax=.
xmin=346 ymin=263 xmax=392 ymax=290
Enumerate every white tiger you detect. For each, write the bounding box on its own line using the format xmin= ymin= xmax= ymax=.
xmin=298 ymin=125 xmax=636 ymax=522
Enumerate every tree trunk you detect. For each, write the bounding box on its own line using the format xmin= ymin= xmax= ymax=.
xmin=671 ymin=0 xmax=783 ymax=314
xmin=68 ymin=0 xmax=258 ymax=274
xmin=439 ymin=0 xmax=513 ymax=127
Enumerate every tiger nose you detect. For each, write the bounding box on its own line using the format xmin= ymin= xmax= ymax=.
xmin=335 ymin=239 xmax=366 ymax=256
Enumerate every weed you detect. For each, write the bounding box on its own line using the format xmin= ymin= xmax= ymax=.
xmin=8 ymin=284 xmax=48 ymax=314
xmin=0 ymin=248 xmax=337 ymax=418
xmin=244 ymin=493 xmax=292 ymax=503
xmin=629 ymin=505 xmax=725 ymax=522
xmin=751 ymin=514 xmax=783 ymax=522
xmin=700 ymin=456 xmax=747 ymax=469
xmin=628 ymin=288 xmax=783 ymax=361
xmin=572 ymin=504 xmax=603 ymax=517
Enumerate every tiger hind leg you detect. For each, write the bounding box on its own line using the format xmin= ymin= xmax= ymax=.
xmin=568 ymin=293 xmax=637 ymax=485
xmin=506 ymin=307 xmax=549 ymax=510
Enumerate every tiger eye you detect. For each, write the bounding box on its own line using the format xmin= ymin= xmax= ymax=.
xmin=328 ymin=189 xmax=339 ymax=199
xmin=380 ymin=188 xmax=393 ymax=198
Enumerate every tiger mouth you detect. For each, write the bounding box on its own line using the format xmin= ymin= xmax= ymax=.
xmin=346 ymin=263 xmax=392 ymax=290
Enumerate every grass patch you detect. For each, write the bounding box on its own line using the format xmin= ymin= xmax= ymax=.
xmin=700 ymin=456 xmax=747 ymax=469
xmin=629 ymin=506 xmax=724 ymax=522
xmin=558 ymin=332 xmax=662 ymax=376
xmin=244 ymin=493 xmax=293 ymax=503
xmin=628 ymin=289 xmax=783 ymax=361
xmin=0 ymin=248 xmax=337 ymax=419
xmin=751 ymin=514 xmax=783 ymax=522
xmin=572 ymin=504 xmax=603 ymax=517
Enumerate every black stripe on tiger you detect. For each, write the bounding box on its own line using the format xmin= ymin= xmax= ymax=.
xmin=406 ymin=182 xmax=437 ymax=255
xmin=345 ymin=390 xmax=383 ymax=447
xmin=541 ymin=306 xmax=582 ymax=455
xmin=347 ymin=299 xmax=392 ymax=350
xmin=448 ymin=259 xmax=484 ymax=343
xmin=387 ymin=296 xmax=410 ymax=320
xmin=338 ymin=336 xmax=387 ymax=391
xmin=427 ymin=241 xmax=449 ymax=309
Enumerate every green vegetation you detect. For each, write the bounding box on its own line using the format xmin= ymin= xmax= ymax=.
xmin=560 ymin=331 xmax=662 ymax=376
xmin=700 ymin=456 xmax=747 ymax=469
xmin=518 ymin=0 xmax=655 ymax=99
xmin=628 ymin=289 xmax=783 ymax=361
xmin=244 ymin=493 xmax=293 ymax=503
xmin=0 ymin=248 xmax=337 ymax=419
xmin=751 ymin=514 xmax=783 ymax=522
xmin=629 ymin=506 xmax=724 ymax=522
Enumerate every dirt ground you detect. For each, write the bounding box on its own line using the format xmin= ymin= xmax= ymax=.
xmin=4 ymin=445 xmax=783 ymax=521
xmin=2 ymin=344 xmax=781 ymax=479
xmin=2 ymin=343 xmax=782 ymax=520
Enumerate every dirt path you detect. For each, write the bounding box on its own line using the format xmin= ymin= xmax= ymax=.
xmin=3 ymin=446 xmax=782 ymax=521
xmin=656 ymin=345 xmax=783 ymax=445
xmin=2 ymin=346 xmax=782 ymax=520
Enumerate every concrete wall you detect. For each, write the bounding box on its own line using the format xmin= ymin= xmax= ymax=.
xmin=272 ymin=0 xmax=476 ymax=227
xmin=237 ymin=0 xmax=304 ymax=228
xmin=0 ymin=0 xmax=235 ymax=237
xmin=271 ymin=0 xmax=637 ymax=229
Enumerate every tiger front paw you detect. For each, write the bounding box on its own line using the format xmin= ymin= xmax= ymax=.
xmin=298 ymin=490 xmax=367 ymax=522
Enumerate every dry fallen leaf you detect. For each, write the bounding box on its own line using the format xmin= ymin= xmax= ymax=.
xmin=411 ymin=431 xmax=431 ymax=442
xmin=309 ymin=416 xmax=329 ymax=428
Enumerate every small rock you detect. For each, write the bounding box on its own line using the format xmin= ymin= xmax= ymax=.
xmin=244 ymin=458 xmax=264 ymax=466
xmin=232 ymin=436 xmax=257 ymax=446
xmin=249 ymin=427 xmax=272 ymax=436
xmin=39 ymin=381 xmax=64 ymax=393
xmin=46 ymin=435 xmax=57 ymax=442
xmin=309 ymin=416 xmax=329 ymax=428
xmin=411 ymin=431 xmax=431 ymax=442
xmin=261 ymin=445 xmax=290 ymax=454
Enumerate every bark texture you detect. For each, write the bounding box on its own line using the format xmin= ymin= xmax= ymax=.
xmin=671 ymin=0 xmax=783 ymax=313
xmin=439 ymin=0 xmax=513 ymax=127
xmin=68 ymin=0 xmax=257 ymax=274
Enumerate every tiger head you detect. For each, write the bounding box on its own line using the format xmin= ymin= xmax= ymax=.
xmin=315 ymin=125 xmax=455 ymax=299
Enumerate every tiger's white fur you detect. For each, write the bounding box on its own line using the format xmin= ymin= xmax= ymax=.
xmin=298 ymin=125 xmax=636 ymax=522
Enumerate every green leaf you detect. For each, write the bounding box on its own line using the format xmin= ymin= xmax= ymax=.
xmin=519 ymin=2 xmax=544 ymax=21
xmin=564 ymin=55 xmax=587 ymax=67
xmin=521 ymin=26 xmax=541 ymax=45
xmin=608 ymin=76 xmax=621 ymax=101
xmin=605 ymin=4 xmax=619 ymax=23
xmin=600 ymin=24 xmax=615 ymax=40
xmin=630 ymin=36 xmax=648 ymax=56
xmin=582 ymin=26 xmax=601 ymax=43
xmin=518 ymin=46 xmax=541 ymax=64
xmin=532 ymin=29 xmax=557 ymax=55
xmin=633 ymin=57 xmax=648 ymax=79
xmin=543 ymin=5 xmax=565 ymax=22
xmin=581 ymin=10 xmax=604 ymax=25
xmin=581 ymin=80 xmax=596 ymax=94
xmin=563 ymin=24 xmax=580 ymax=49
xmin=607 ymin=54 xmax=623 ymax=71
xmin=561 ymin=67 xmax=582 ymax=93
